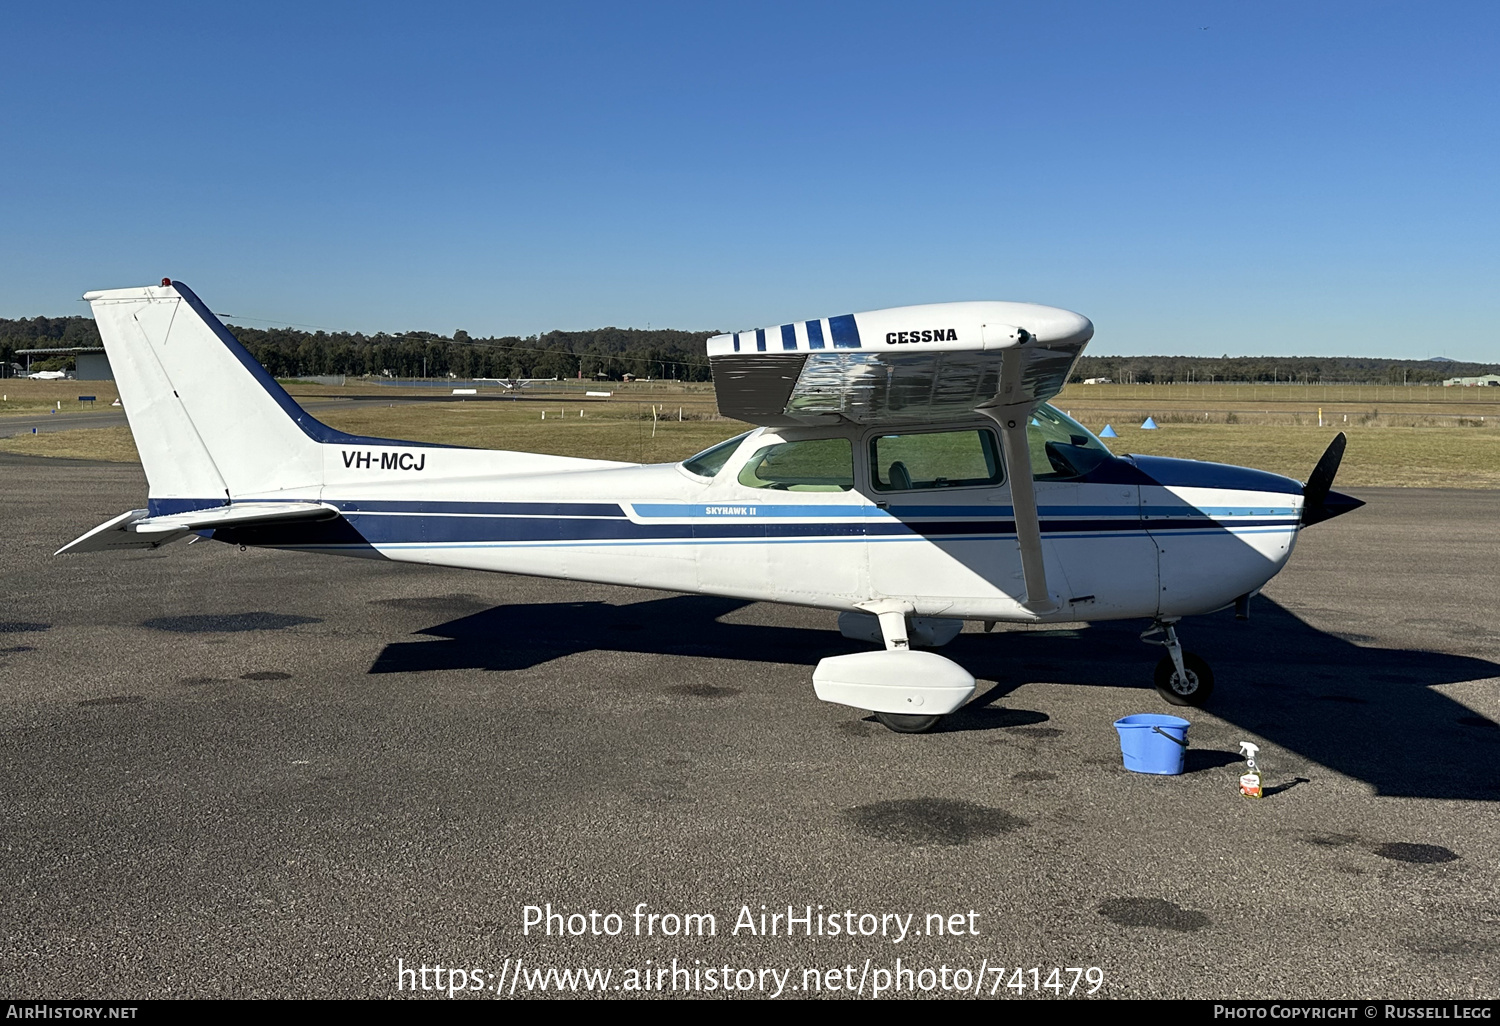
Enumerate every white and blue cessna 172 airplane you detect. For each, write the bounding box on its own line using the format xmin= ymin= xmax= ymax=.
xmin=62 ymin=280 xmax=1362 ymax=732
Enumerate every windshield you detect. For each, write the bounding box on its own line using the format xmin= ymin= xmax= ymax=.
xmin=681 ymin=431 xmax=753 ymax=479
xmin=1028 ymin=404 xmax=1114 ymax=480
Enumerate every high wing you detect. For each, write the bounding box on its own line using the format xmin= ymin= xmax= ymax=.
xmin=706 ymin=301 xmax=1092 ymax=427
xmin=707 ymin=301 xmax=1094 ymax=613
xmin=56 ymin=502 xmax=341 ymax=554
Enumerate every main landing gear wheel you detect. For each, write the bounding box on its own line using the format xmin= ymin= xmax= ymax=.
xmin=874 ymin=712 xmax=943 ymax=734
xmin=1154 ymin=653 xmax=1214 ymax=707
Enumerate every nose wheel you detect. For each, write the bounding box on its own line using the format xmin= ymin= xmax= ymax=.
xmin=1143 ymin=621 xmax=1215 ymax=707
xmin=1153 ymin=651 xmax=1214 ymax=706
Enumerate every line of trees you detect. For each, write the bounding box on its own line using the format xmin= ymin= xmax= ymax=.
xmin=222 ymin=324 xmax=719 ymax=382
xmin=3 ymin=315 xmax=1496 ymax=384
xmin=0 ymin=316 xmax=720 ymax=382
xmin=1070 ymin=354 xmax=1499 ymax=385
xmin=0 ymin=316 xmax=101 ymax=373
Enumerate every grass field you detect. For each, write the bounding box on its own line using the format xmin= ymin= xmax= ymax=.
xmin=1052 ymin=381 xmax=1500 ymax=428
xmin=4 ymin=380 xmax=1499 ymax=488
xmin=0 ymin=379 xmax=120 ymax=415
xmin=319 ymin=398 xmax=742 ymax=465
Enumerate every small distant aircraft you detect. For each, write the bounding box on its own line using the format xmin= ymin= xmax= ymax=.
xmin=61 ymin=280 xmax=1362 ymax=732
xmin=475 ymin=377 xmax=559 ymax=390
xmin=27 ymin=370 xmax=68 ymax=380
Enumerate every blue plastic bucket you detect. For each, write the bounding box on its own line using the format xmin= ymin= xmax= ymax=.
xmin=1114 ymin=714 xmax=1191 ymax=775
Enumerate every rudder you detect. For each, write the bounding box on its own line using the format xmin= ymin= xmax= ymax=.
xmin=87 ymin=280 xmax=326 ymax=506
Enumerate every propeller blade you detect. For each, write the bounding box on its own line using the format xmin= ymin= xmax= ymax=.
xmin=1304 ymin=432 xmax=1346 ymax=510
xmin=1302 ymin=432 xmax=1364 ymax=525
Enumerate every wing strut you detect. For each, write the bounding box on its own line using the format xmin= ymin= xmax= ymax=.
xmin=986 ymin=348 xmax=1057 ymax=615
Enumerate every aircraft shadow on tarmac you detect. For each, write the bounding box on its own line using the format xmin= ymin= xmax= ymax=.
xmin=370 ymin=594 xmax=1500 ymax=801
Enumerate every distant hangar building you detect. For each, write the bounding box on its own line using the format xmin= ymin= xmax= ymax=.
xmin=14 ymin=347 xmax=113 ymax=380
xmin=1443 ymin=374 xmax=1500 ymax=387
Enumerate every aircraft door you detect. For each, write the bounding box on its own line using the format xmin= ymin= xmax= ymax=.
xmin=864 ymin=425 xmax=1037 ymax=616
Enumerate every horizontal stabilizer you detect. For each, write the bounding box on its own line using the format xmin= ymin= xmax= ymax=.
xmin=131 ymin=502 xmax=340 ymax=533
xmin=56 ymin=502 xmax=340 ymax=554
xmin=54 ymin=509 xmax=154 ymax=554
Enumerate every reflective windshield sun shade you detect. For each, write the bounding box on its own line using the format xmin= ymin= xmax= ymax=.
xmin=681 ymin=431 xmax=753 ymax=478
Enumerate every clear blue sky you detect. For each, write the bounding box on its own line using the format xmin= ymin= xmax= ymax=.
xmin=3 ymin=1 xmax=1496 ymax=359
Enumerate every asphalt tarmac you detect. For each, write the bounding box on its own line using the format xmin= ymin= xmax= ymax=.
xmin=1 ymin=452 xmax=1496 ymax=1000
xmin=0 ymin=407 xmax=128 ymax=436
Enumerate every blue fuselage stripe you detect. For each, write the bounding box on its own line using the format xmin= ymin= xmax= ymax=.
xmin=235 ymin=504 xmax=1294 ymax=545
xmin=194 ymin=495 xmax=1298 ymax=548
xmin=631 ymin=502 xmax=1299 ymax=519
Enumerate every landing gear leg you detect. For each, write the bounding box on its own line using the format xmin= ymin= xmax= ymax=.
xmin=871 ymin=606 xmax=942 ymax=733
xmin=1142 ymin=620 xmax=1214 ymax=707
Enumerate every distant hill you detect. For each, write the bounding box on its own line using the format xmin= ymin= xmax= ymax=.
xmin=4 ymin=314 xmax=1497 ymax=384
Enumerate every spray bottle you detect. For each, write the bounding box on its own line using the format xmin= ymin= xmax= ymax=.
xmin=1238 ymin=742 xmax=1263 ymax=799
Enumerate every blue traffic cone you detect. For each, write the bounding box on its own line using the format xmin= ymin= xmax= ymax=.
xmin=1141 ymin=417 xmax=1158 ymax=430
xmin=1100 ymin=424 xmax=1118 ymax=438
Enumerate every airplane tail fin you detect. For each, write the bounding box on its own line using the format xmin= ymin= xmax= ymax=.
xmin=86 ymin=279 xmax=336 ymax=507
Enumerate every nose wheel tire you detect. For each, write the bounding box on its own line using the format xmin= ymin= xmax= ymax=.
xmin=1154 ymin=653 xmax=1214 ymax=706
xmin=873 ymin=712 xmax=943 ymax=733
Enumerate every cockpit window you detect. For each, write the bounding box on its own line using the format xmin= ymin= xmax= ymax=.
xmin=737 ymin=438 xmax=854 ymax=491
xmin=681 ymin=431 xmax=752 ymax=479
xmin=1028 ymin=404 xmax=1113 ymax=480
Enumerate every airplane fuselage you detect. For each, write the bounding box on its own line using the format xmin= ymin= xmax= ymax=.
xmin=70 ymin=281 xmax=1359 ymax=722
xmin=204 ymin=414 xmax=1304 ymax=626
